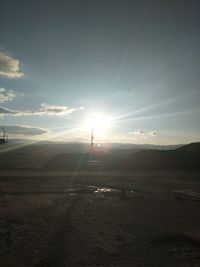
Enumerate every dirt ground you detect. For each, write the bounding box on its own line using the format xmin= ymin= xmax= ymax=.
xmin=0 ymin=170 xmax=200 ymax=266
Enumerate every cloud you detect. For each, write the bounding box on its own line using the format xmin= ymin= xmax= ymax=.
xmin=0 ymin=125 xmax=48 ymax=136
xmin=0 ymin=88 xmax=17 ymax=103
xmin=0 ymin=103 xmax=84 ymax=116
xmin=34 ymin=103 xmax=77 ymax=115
xmin=0 ymin=106 xmax=16 ymax=115
xmin=129 ymin=130 xmax=157 ymax=137
xmin=0 ymin=50 xmax=24 ymax=78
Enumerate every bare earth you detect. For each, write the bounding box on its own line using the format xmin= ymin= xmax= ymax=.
xmin=0 ymin=170 xmax=200 ymax=267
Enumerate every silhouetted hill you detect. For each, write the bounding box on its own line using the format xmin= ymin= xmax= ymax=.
xmin=44 ymin=144 xmax=200 ymax=171
xmin=108 ymin=143 xmax=182 ymax=150
xmin=129 ymin=149 xmax=200 ymax=170
xmin=0 ymin=141 xmax=199 ymax=170
xmin=0 ymin=139 xmax=183 ymax=152
xmin=176 ymin=142 xmax=200 ymax=152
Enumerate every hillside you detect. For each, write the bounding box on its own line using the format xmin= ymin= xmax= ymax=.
xmin=176 ymin=142 xmax=200 ymax=151
xmin=129 ymin=149 xmax=200 ymax=170
xmin=0 ymin=141 xmax=199 ymax=170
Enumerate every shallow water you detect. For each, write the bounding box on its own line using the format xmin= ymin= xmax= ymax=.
xmin=94 ymin=188 xmax=117 ymax=193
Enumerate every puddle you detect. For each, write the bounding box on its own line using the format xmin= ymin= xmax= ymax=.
xmin=67 ymin=184 xmax=140 ymax=199
xmin=94 ymin=188 xmax=117 ymax=193
xmin=94 ymin=187 xmax=138 ymax=199
xmin=94 ymin=187 xmax=121 ymax=198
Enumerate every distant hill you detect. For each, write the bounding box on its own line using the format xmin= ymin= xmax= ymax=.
xmin=128 ymin=142 xmax=200 ymax=170
xmin=0 ymin=139 xmax=183 ymax=152
xmin=0 ymin=140 xmax=199 ymax=170
xmin=176 ymin=142 xmax=200 ymax=152
xmin=108 ymin=143 xmax=183 ymax=150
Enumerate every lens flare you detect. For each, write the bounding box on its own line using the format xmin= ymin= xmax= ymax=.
xmin=84 ymin=113 xmax=111 ymax=134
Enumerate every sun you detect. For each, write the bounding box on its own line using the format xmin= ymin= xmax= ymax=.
xmin=84 ymin=113 xmax=111 ymax=134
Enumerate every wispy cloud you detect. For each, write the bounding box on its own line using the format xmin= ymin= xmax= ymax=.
xmin=0 ymin=125 xmax=48 ymax=136
xmin=129 ymin=129 xmax=157 ymax=137
xmin=0 ymin=103 xmax=84 ymax=116
xmin=0 ymin=106 xmax=16 ymax=115
xmin=0 ymin=87 xmax=18 ymax=103
xmin=34 ymin=103 xmax=83 ymax=116
xmin=0 ymin=50 xmax=24 ymax=78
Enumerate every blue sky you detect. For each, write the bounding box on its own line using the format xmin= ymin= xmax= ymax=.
xmin=0 ymin=0 xmax=200 ymax=144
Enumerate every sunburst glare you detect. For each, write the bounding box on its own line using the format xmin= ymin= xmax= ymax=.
xmin=83 ymin=113 xmax=112 ymax=135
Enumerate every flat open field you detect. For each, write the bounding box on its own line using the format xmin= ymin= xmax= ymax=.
xmin=0 ymin=170 xmax=200 ymax=267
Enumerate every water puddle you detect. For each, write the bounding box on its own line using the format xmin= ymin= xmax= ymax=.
xmin=67 ymin=184 xmax=141 ymax=199
xmin=94 ymin=188 xmax=117 ymax=193
xmin=94 ymin=187 xmax=138 ymax=199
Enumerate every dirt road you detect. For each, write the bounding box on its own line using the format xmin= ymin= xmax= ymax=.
xmin=0 ymin=170 xmax=200 ymax=266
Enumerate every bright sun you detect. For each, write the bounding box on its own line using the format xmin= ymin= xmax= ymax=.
xmin=84 ymin=113 xmax=111 ymax=134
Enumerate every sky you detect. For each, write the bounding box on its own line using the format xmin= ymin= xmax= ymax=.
xmin=0 ymin=0 xmax=199 ymax=144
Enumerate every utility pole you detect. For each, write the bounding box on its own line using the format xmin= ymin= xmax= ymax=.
xmin=2 ymin=128 xmax=5 ymax=140
xmin=91 ymin=128 xmax=94 ymax=153
xmin=0 ymin=127 xmax=7 ymax=144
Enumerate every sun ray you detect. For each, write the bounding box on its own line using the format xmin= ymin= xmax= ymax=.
xmin=113 ymin=90 xmax=200 ymax=121
xmin=0 ymin=127 xmax=80 ymax=154
xmin=116 ymin=109 xmax=200 ymax=123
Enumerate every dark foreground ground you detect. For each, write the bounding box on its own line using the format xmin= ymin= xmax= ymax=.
xmin=0 ymin=170 xmax=200 ymax=267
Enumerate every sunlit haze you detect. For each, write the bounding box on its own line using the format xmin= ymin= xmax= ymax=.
xmin=0 ymin=0 xmax=199 ymax=145
xmin=84 ymin=113 xmax=111 ymax=134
